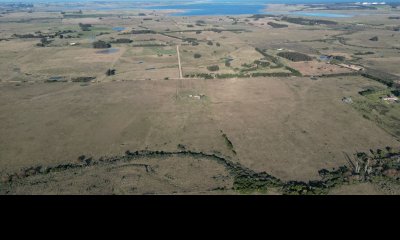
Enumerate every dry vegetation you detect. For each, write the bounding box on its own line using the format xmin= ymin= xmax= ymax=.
xmin=1 ymin=2 xmax=400 ymax=194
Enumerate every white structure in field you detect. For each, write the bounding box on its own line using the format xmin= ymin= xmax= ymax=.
xmin=382 ymin=96 xmax=399 ymax=102
xmin=337 ymin=63 xmax=364 ymax=71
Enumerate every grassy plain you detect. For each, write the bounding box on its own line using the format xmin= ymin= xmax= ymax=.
xmin=1 ymin=3 xmax=400 ymax=194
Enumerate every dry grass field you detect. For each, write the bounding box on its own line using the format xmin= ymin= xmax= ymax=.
xmin=287 ymin=61 xmax=353 ymax=76
xmin=0 ymin=76 xmax=398 ymax=183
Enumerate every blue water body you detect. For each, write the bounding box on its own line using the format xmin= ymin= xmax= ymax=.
xmin=145 ymin=4 xmax=265 ymax=16
xmin=319 ymin=55 xmax=331 ymax=61
xmin=0 ymin=0 xmax=389 ymax=17
xmin=112 ymin=26 xmax=126 ymax=32
xmin=146 ymin=3 xmax=354 ymax=17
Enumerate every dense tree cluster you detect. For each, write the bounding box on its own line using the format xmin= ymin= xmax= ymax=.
xmin=79 ymin=23 xmax=92 ymax=31
xmin=281 ymin=17 xmax=337 ymax=26
xmin=131 ymin=30 xmax=156 ymax=34
xmin=93 ymin=40 xmax=111 ymax=49
xmin=362 ymin=68 xmax=399 ymax=88
xmin=111 ymin=38 xmax=133 ymax=43
xmin=36 ymin=37 xmax=52 ymax=47
xmin=249 ymin=14 xmax=276 ymax=20
xmin=14 ymin=33 xmax=38 ymax=38
xmin=267 ymin=22 xmax=288 ymax=28
xmin=277 ymin=51 xmax=312 ymax=62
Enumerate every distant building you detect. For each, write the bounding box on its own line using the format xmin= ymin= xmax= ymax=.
xmin=382 ymin=95 xmax=399 ymax=102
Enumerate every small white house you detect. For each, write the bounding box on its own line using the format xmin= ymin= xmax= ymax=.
xmin=383 ymin=96 xmax=399 ymax=102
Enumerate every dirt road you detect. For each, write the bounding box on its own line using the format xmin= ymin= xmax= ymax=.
xmin=177 ymin=45 xmax=183 ymax=79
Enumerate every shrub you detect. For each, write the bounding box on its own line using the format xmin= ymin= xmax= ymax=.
xmin=37 ymin=37 xmax=52 ymax=47
xmin=194 ymin=53 xmax=202 ymax=59
xmin=207 ymin=65 xmax=219 ymax=71
xmin=106 ymin=69 xmax=116 ymax=76
xmin=93 ymin=40 xmax=111 ymax=49
xmin=207 ymin=41 xmax=213 ymax=46
xmin=369 ymin=36 xmax=379 ymax=41
xmin=79 ymin=23 xmax=92 ymax=31
xmin=254 ymin=60 xmax=270 ymax=67
xmin=332 ymin=55 xmax=345 ymax=61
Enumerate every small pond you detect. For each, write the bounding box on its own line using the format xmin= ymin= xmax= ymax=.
xmin=112 ymin=26 xmax=126 ymax=32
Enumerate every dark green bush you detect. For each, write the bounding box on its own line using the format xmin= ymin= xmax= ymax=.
xmin=93 ymin=40 xmax=111 ymax=49
xmin=207 ymin=65 xmax=219 ymax=71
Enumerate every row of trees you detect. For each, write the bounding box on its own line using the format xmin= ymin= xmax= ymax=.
xmin=93 ymin=40 xmax=111 ymax=49
xmin=281 ymin=16 xmax=337 ymax=26
xmin=110 ymin=38 xmax=133 ymax=44
xmin=277 ymin=51 xmax=312 ymax=62
xmin=79 ymin=23 xmax=92 ymax=31
xmin=267 ymin=22 xmax=288 ymax=28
